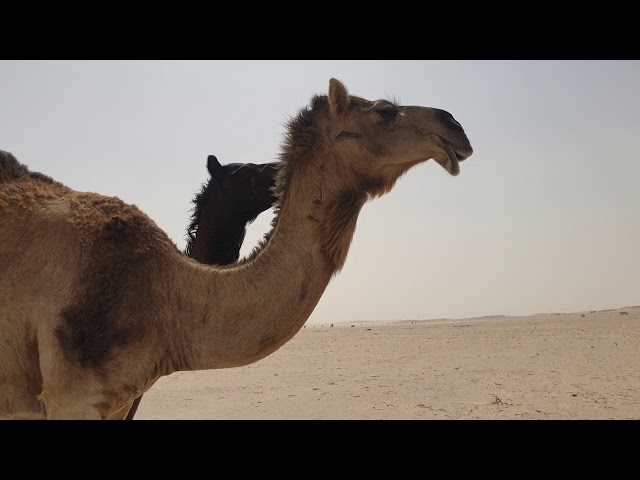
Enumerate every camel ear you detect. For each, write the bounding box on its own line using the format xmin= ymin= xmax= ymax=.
xmin=207 ymin=155 xmax=222 ymax=178
xmin=328 ymin=78 xmax=349 ymax=115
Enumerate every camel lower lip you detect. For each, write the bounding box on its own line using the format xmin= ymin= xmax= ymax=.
xmin=450 ymin=155 xmax=460 ymax=175
xmin=431 ymin=150 xmax=460 ymax=176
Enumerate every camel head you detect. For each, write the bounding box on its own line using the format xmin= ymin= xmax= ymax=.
xmin=206 ymin=155 xmax=278 ymax=218
xmin=184 ymin=155 xmax=278 ymax=260
xmin=309 ymin=78 xmax=473 ymax=197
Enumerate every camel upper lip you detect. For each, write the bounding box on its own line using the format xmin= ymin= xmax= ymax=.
xmin=453 ymin=144 xmax=473 ymax=162
xmin=436 ymin=133 xmax=472 ymax=162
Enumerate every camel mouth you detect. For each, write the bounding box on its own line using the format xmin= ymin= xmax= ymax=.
xmin=431 ymin=153 xmax=456 ymax=176
xmin=432 ymin=141 xmax=470 ymax=176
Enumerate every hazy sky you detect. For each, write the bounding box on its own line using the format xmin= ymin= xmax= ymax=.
xmin=1 ymin=60 xmax=638 ymax=324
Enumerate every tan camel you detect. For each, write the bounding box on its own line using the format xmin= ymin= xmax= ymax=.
xmin=0 ymin=78 xmax=473 ymax=419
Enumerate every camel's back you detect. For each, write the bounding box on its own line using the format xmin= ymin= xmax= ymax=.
xmin=1 ymin=149 xmax=177 ymax=319
xmin=0 ymin=149 xmax=176 ymax=255
xmin=0 ymin=148 xmax=180 ymax=319
xmin=0 ymin=150 xmax=29 ymax=183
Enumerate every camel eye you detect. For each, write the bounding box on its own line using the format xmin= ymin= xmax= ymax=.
xmin=376 ymin=108 xmax=397 ymax=122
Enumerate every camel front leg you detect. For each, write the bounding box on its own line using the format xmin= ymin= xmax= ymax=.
xmin=125 ymin=395 xmax=143 ymax=420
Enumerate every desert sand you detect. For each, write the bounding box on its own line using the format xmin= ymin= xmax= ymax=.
xmin=134 ymin=306 xmax=640 ymax=420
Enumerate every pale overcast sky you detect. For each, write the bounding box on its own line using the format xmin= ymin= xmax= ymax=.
xmin=1 ymin=60 xmax=638 ymax=324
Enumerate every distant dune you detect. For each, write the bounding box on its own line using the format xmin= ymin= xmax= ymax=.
xmin=318 ymin=305 xmax=640 ymax=327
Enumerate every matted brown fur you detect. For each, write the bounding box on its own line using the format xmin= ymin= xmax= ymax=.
xmin=0 ymin=78 xmax=473 ymax=419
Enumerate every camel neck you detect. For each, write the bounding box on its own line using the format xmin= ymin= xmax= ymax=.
xmin=168 ymin=161 xmax=365 ymax=372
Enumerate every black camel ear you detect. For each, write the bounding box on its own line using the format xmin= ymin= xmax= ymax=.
xmin=207 ymin=155 xmax=223 ymax=179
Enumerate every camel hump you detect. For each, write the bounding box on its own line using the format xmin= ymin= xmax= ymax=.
xmin=0 ymin=149 xmax=57 ymax=185
xmin=0 ymin=149 xmax=29 ymax=183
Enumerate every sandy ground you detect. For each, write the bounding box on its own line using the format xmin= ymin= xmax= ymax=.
xmin=134 ymin=306 xmax=640 ymax=420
